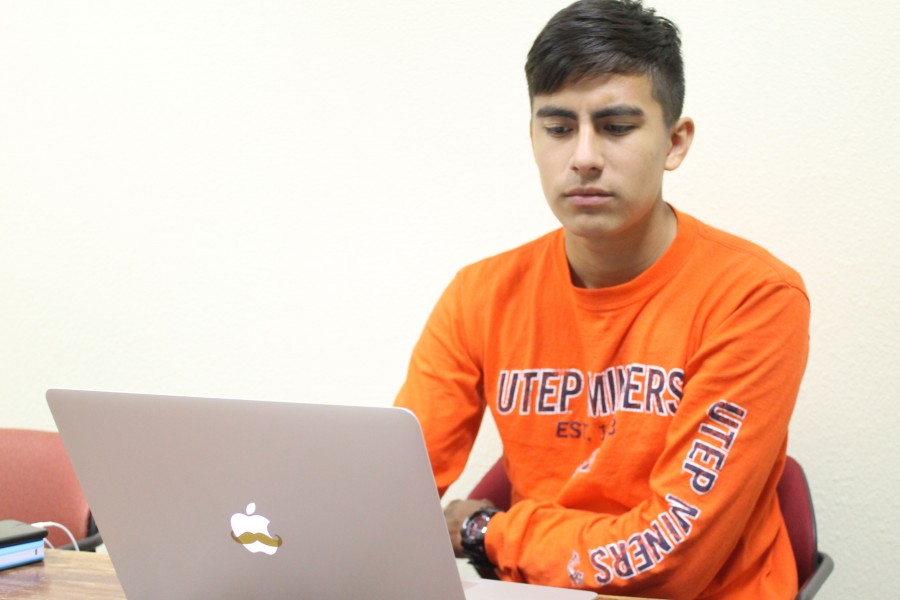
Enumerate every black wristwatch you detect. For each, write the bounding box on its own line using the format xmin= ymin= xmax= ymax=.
xmin=460 ymin=507 xmax=501 ymax=567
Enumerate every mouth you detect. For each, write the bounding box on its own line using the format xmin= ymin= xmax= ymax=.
xmin=563 ymin=187 xmax=614 ymax=206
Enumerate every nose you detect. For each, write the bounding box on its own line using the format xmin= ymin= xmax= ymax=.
xmin=570 ymin=128 xmax=604 ymax=175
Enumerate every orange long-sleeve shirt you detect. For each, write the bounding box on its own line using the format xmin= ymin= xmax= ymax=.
xmin=395 ymin=208 xmax=809 ymax=599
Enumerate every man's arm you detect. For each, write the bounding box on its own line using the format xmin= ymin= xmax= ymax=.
xmin=395 ymin=272 xmax=485 ymax=495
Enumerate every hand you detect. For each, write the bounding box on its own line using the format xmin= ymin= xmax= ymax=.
xmin=443 ymin=498 xmax=496 ymax=557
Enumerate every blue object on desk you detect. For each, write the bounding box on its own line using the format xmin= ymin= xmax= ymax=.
xmin=0 ymin=539 xmax=46 ymax=570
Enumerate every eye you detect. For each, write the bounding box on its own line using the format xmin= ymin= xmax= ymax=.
xmin=603 ymin=123 xmax=637 ymax=136
xmin=544 ymin=125 xmax=572 ymax=137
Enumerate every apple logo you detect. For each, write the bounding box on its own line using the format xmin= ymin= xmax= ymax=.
xmin=230 ymin=502 xmax=283 ymax=555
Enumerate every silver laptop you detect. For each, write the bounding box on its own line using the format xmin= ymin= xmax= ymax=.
xmin=47 ymin=389 xmax=595 ymax=600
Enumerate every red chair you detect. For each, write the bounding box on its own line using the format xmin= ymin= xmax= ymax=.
xmin=467 ymin=457 xmax=512 ymax=511
xmin=0 ymin=429 xmax=102 ymax=550
xmin=468 ymin=455 xmax=832 ymax=598
xmin=776 ymin=456 xmax=834 ymax=600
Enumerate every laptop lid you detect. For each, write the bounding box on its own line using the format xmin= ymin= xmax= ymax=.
xmin=47 ymin=389 xmax=596 ymax=600
xmin=47 ymin=389 xmax=468 ymax=600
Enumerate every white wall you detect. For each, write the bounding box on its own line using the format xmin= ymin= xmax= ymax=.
xmin=2 ymin=1 xmax=897 ymax=597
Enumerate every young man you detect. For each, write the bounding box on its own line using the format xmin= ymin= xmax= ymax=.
xmin=395 ymin=1 xmax=809 ymax=598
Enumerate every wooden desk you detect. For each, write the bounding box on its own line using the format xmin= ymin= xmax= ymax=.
xmin=0 ymin=550 xmax=638 ymax=599
xmin=0 ymin=550 xmax=124 ymax=599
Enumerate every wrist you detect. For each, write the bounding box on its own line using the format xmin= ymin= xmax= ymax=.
xmin=460 ymin=507 xmax=501 ymax=568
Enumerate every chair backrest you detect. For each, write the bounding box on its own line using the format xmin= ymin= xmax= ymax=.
xmin=0 ymin=428 xmax=93 ymax=548
xmin=775 ymin=456 xmax=818 ymax=590
xmin=467 ymin=458 xmax=512 ymax=511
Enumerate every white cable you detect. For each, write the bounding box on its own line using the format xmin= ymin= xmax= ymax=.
xmin=31 ymin=521 xmax=79 ymax=551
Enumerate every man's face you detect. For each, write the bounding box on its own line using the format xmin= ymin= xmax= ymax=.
xmin=530 ymin=73 xmax=691 ymax=243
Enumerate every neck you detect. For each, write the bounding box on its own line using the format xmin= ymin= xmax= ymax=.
xmin=564 ymin=202 xmax=677 ymax=289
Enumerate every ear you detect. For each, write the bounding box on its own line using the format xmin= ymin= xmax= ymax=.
xmin=664 ymin=117 xmax=694 ymax=171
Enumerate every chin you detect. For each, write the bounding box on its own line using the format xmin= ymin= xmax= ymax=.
xmin=558 ymin=214 xmax=623 ymax=240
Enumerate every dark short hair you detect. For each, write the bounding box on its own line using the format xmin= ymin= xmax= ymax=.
xmin=525 ymin=0 xmax=684 ymax=126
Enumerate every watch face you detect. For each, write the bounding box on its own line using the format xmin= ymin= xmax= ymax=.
xmin=464 ymin=512 xmax=492 ymax=538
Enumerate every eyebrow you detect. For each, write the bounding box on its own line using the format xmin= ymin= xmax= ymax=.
xmin=534 ymin=104 xmax=645 ymax=120
xmin=535 ymin=106 xmax=578 ymax=120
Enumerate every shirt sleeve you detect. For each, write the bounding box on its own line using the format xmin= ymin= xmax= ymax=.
xmin=394 ymin=272 xmax=486 ymax=495
xmin=485 ymin=282 xmax=809 ymax=599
